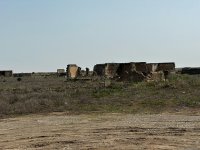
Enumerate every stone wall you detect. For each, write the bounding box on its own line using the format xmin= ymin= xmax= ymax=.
xmin=93 ymin=64 xmax=106 ymax=76
xmin=67 ymin=64 xmax=80 ymax=79
xmin=105 ymin=63 xmax=119 ymax=79
xmin=0 ymin=70 xmax=13 ymax=77
xmin=181 ymin=67 xmax=200 ymax=75
xmin=157 ymin=63 xmax=175 ymax=72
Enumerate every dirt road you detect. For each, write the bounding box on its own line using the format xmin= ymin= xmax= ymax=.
xmin=0 ymin=113 xmax=200 ymax=150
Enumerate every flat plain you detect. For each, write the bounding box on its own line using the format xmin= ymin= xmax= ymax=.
xmin=0 ymin=75 xmax=200 ymax=149
xmin=0 ymin=113 xmax=200 ymax=150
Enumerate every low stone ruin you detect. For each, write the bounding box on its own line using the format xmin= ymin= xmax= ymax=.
xmin=93 ymin=62 xmax=175 ymax=82
xmin=0 ymin=70 xmax=13 ymax=77
xmin=147 ymin=62 xmax=175 ymax=81
xmin=57 ymin=69 xmax=66 ymax=77
xmin=0 ymin=62 xmax=176 ymax=82
xmin=179 ymin=67 xmax=200 ymax=75
xmin=66 ymin=64 xmax=81 ymax=79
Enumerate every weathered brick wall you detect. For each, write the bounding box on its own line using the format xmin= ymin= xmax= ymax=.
xmin=134 ymin=62 xmax=148 ymax=73
xmin=0 ymin=71 xmax=13 ymax=77
xmin=67 ymin=65 xmax=80 ymax=79
xmin=116 ymin=63 xmax=135 ymax=80
xmin=181 ymin=67 xmax=200 ymax=75
xmin=93 ymin=64 xmax=106 ymax=76
xmin=147 ymin=63 xmax=158 ymax=73
xmin=157 ymin=63 xmax=175 ymax=71
xmin=105 ymin=63 xmax=119 ymax=79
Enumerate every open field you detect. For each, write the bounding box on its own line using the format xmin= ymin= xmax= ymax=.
xmin=0 ymin=74 xmax=200 ymax=116
xmin=0 ymin=113 xmax=200 ymax=150
xmin=0 ymin=74 xmax=200 ymax=149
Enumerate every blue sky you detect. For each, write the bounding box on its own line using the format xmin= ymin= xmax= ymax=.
xmin=0 ymin=0 xmax=200 ymax=72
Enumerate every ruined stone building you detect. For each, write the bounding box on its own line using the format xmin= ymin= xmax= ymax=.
xmin=147 ymin=62 xmax=175 ymax=80
xmin=57 ymin=69 xmax=66 ymax=77
xmin=93 ymin=62 xmax=176 ymax=82
xmin=181 ymin=67 xmax=200 ymax=75
xmin=93 ymin=64 xmax=107 ymax=76
xmin=79 ymin=68 xmax=91 ymax=77
xmin=93 ymin=63 xmax=120 ymax=78
xmin=93 ymin=62 xmax=148 ymax=82
xmin=66 ymin=64 xmax=81 ymax=79
xmin=116 ymin=62 xmax=147 ymax=81
xmin=147 ymin=63 xmax=175 ymax=73
xmin=0 ymin=70 xmax=13 ymax=77
xmin=13 ymin=73 xmax=32 ymax=77
xmin=0 ymin=62 xmax=176 ymax=81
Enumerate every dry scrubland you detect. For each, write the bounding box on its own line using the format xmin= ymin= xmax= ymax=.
xmin=0 ymin=74 xmax=200 ymax=117
xmin=0 ymin=74 xmax=200 ymax=149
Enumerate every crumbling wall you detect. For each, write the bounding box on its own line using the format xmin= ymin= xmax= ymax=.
xmin=57 ymin=69 xmax=65 ymax=74
xmin=79 ymin=68 xmax=91 ymax=77
xmin=0 ymin=70 xmax=13 ymax=77
xmin=86 ymin=68 xmax=89 ymax=76
xmin=147 ymin=71 xmax=165 ymax=81
xmin=130 ymin=71 xmax=146 ymax=82
xmin=147 ymin=63 xmax=158 ymax=73
xmin=134 ymin=62 xmax=148 ymax=74
xmin=116 ymin=63 xmax=131 ymax=80
xmin=93 ymin=64 xmax=106 ymax=76
xmin=93 ymin=62 xmax=147 ymax=82
xmin=116 ymin=63 xmax=147 ymax=81
xmin=117 ymin=63 xmax=133 ymax=80
xmin=156 ymin=63 xmax=175 ymax=72
xmin=147 ymin=62 xmax=175 ymax=80
xmin=57 ymin=69 xmax=66 ymax=77
xmin=105 ymin=63 xmax=119 ymax=79
xmin=93 ymin=62 xmax=175 ymax=82
xmin=13 ymin=73 xmax=32 ymax=77
xmin=32 ymin=72 xmax=57 ymax=77
xmin=147 ymin=63 xmax=175 ymax=73
xmin=67 ymin=64 xmax=80 ymax=79
xmin=181 ymin=67 xmax=200 ymax=75
xmin=94 ymin=63 xmax=120 ymax=78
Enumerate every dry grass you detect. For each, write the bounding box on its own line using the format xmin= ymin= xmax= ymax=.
xmin=0 ymin=74 xmax=200 ymax=117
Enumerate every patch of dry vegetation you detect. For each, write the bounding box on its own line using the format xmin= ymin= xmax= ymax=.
xmin=0 ymin=74 xmax=200 ymax=117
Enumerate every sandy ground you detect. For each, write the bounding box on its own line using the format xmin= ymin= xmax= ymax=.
xmin=0 ymin=113 xmax=200 ymax=150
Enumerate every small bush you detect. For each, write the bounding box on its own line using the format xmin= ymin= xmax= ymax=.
xmin=17 ymin=78 xmax=22 ymax=82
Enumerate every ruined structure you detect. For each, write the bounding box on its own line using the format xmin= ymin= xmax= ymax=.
xmin=57 ymin=69 xmax=66 ymax=77
xmin=181 ymin=67 xmax=200 ymax=75
xmin=93 ymin=62 xmax=147 ymax=82
xmin=147 ymin=63 xmax=175 ymax=73
xmin=86 ymin=68 xmax=89 ymax=76
xmin=93 ymin=64 xmax=106 ymax=76
xmin=147 ymin=62 xmax=175 ymax=80
xmin=0 ymin=70 xmax=13 ymax=77
xmin=0 ymin=61 xmax=176 ymax=82
xmin=157 ymin=63 xmax=175 ymax=72
xmin=33 ymin=72 xmax=57 ymax=77
xmin=134 ymin=62 xmax=148 ymax=74
xmin=93 ymin=63 xmax=120 ymax=78
xmin=67 ymin=64 xmax=80 ymax=79
xmin=93 ymin=62 xmax=176 ymax=82
xmin=147 ymin=71 xmax=165 ymax=81
xmin=116 ymin=63 xmax=146 ymax=81
xmin=13 ymin=73 xmax=32 ymax=77
xmin=105 ymin=63 xmax=120 ymax=78
xmin=80 ymin=68 xmax=91 ymax=77
xmin=147 ymin=63 xmax=158 ymax=73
